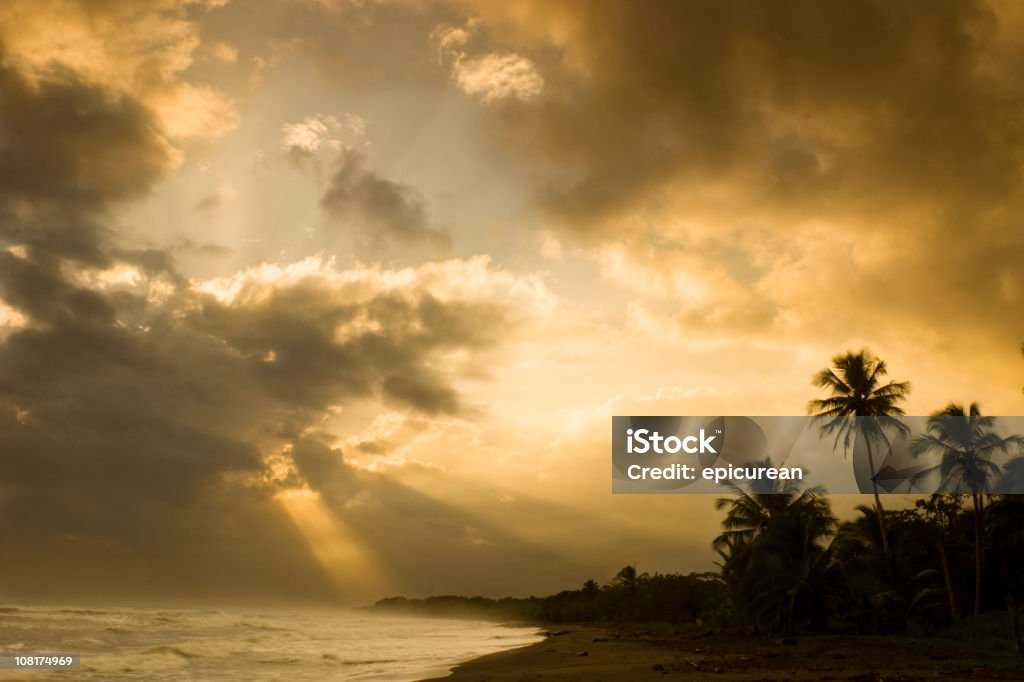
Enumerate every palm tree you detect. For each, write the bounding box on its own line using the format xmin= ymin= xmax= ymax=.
xmin=915 ymin=495 xmax=966 ymax=622
xmin=612 ymin=564 xmax=641 ymax=594
xmin=713 ymin=464 xmax=827 ymax=553
xmin=714 ymin=463 xmax=838 ymax=633
xmin=833 ymin=505 xmax=946 ymax=630
xmin=985 ymin=495 xmax=1024 ymax=654
xmin=912 ymin=402 xmax=1024 ymax=616
xmin=808 ymin=349 xmax=911 ymax=556
xmin=611 ymin=564 xmax=647 ymax=618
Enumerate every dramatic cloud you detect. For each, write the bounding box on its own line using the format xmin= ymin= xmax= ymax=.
xmin=469 ymin=1 xmax=1020 ymax=223
xmin=0 ymin=48 xmax=179 ymax=336
xmin=0 ymin=2 xmax=523 ymax=600
xmin=0 ymin=16 xmax=278 ymax=596
xmin=3 ymin=0 xmax=1024 ymax=605
xmin=0 ymin=56 xmax=177 ymax=218
xmin=321 ymin=148 xmax=451 ymax=247
xmin=0 ymin=0 xmax=237 ymax=142
xmin=0 ymin=251 xmax=529 ymax=599
xmin=457 ymin=0 xmax=1024 ymax=363
xmin=189 ymin=257 xmax=504 ymax=413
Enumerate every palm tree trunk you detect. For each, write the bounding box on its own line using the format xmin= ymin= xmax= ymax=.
xmin=972 ymin=493 xmax=984 ymax=617
xmin=937 ymin=540 xmax=959 ymax=621
xmin=1008 ymin=592 xmax=1024 ymax=656
xmin=864 ymin=438 xmax=890 ymax=556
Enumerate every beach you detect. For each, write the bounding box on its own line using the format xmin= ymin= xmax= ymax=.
xmin=422 ymin=626 xmax=1024 ymax=681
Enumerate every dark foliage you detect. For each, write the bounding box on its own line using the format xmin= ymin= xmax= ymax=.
xmin=373 ymin=570 xmax=728 ymax=626
xmin=377 ymin=348 xmax=1024 ymax=655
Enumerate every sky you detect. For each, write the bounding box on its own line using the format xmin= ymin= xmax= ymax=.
xmin=0 ymin=0 xmax=1022 ymax=605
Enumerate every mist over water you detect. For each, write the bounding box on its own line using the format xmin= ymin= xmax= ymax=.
xmin=0 ymin=606 xmax=541 ymax=681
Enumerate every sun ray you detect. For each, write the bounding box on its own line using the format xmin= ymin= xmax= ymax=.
xmin=276 ymin=487 xmax=390 ymax=600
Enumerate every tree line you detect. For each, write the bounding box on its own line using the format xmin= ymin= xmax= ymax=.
xmin=715 ymin=348 xmax=1024 ymax=645
xmin=375 ymin=348 xmax=1024 ymax=651
xmin=372 ymin=569 xmax=728 ymax=625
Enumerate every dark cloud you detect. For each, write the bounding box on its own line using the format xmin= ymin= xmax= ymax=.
xmin=0 ymin=257 xmax=509 ymax=600
xmin=0 ymin=281 xmax=327 ymax=600
xmin=0 ymin=60 xmax=174 ymax=213
xmin=0 ymin=269 xmax=510 ymax=601
xmin=0 ymin=34 xmax=505 ymax=602
xmin=321 ymin=148 xmax=451 ymax=248
xmin=0 ymin=42 xmax=181 ymax=329
xmin=289 ymin=437 xmax=347 ymax=492
xmin=474 ymin=0 xmax=1018 ymax=226
xmin=0 ymin=55 xmax=176 ymax=275
xmin=457 ymin=0 xmax=1024 ymax=351
xmin=189 ymin=283 xmax=502 ymax=414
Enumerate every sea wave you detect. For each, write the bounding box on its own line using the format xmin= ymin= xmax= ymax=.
xmin=0 ymin=607 xmax=542 ymax=681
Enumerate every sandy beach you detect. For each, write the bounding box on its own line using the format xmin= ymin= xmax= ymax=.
xmin=421 ymin=626 xmax=1024 ymax=681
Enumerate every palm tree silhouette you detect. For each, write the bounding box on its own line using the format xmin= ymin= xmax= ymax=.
xmin=832 ymin=505 xmax=946 ymax=629
xmin=985 ymin=495 xmax=1024 ymax=652
xmin=808 ymin=349 xmax=910 ymax=556
xmin=912 ymin=402 xmax=1024 ymax=616
xmin=714 ymin=464 xmax=836 ymax=633
xmin=611 ymin=564 xmax=646 ymax=619
xmin=915 ymin=494 xmax=965 ymax=622
xmin=713 ymin=462 xmax=824 ymax=553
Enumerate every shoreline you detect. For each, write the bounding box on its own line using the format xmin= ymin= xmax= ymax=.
xmin=418 ymin=625 xmax=1024 ymax=681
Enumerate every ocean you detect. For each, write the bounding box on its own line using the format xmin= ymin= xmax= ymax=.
xmin=0 ymin=605 xmax=542 ymax=680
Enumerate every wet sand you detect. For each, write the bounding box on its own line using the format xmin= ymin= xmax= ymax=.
xmin=420 ymin=626 xmax=1024 ymax=681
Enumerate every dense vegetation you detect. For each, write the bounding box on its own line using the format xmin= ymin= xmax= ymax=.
xmin=373 ymin=570 xmax=727 ymax=625
xmin=374 ymin=348 xmax=1024 ymax=653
